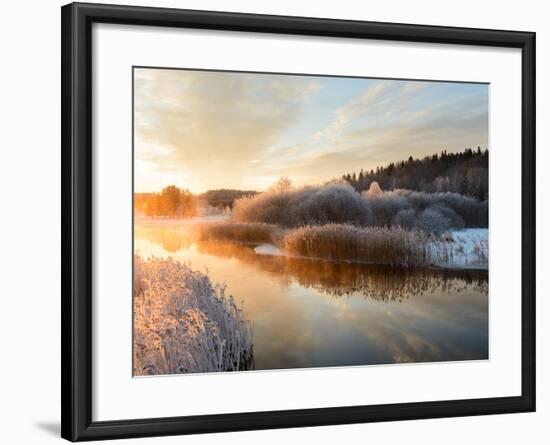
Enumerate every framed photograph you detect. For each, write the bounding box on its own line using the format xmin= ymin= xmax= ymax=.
xmin=61 ymin=2 xmax=536 ymax=441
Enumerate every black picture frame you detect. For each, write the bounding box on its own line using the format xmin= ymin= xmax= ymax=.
xmin=61 ymin=2 xmax=536 ymax=441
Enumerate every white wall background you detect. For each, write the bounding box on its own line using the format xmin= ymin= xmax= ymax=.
xmin=0 ymin=0 xmax=546 ymax=443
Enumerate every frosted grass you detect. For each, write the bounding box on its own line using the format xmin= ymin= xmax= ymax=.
xmin=133 ymin=255 xmax=253 ymax=376
xmin=282 ymin=224 xmax=432 ymax=267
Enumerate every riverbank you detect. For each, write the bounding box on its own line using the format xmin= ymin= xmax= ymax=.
xmin=135 ymin=218 xmax=488 ymax=270
xmin=253 ymin=228 xmax=488 ymax=271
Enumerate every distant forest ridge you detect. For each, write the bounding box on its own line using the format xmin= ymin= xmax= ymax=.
xmin=134 ymin=148 xmax=489 ymax=217
xmin=341 ymin=147 xmax=488 ymax=200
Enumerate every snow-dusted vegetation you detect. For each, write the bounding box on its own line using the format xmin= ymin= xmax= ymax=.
xmin=186 ymin=178 xmax=489 ymax=270
xmin=133 ymin=255 xmax=253 ymax=376
xmin=232 ymin=180 xmax=487 ymax=233
xmin=429 ymin=229 xmax=488 ymax=269
xmin=233 ymin=181 xmax=372 ymax=227
xmin=282 ymin=224 xmax=431 ymax=267
xmin=365 ymin=188 xmax=487 ymax=230
xmin=250 ymin=225 xmax=488 ymax=270
xmin=132 ymin=65 xmax=490 ymax=372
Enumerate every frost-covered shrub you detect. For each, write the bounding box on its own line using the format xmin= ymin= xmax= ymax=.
xmin=232 ymin=180 xmax=487 ymax=233
xmin=363 ymin=188 xmax=485 ymax=232
xmin=392 ymin=208 xmax=417 ymax=229
xmin=232 ymin=189 xmax=294 ymax=226
xmin=400 ymin=190 xmax=486 ymax=227
xmin=430 ymin=204 xmax=465 ymax=229
xmin=364 ymin=181 xmax=383 ymax=199
xmin=362 ymin=190 xmax=410 ymax=227
xmin=133 ymin=255 xmax=253 ymax=376
xmin=291 ymin=183 xmax=372 ymax=226
xmin=415 ymin=207 xmax=452 ymax=234
xmin=233 ymin=182 xmax=371 ymax=227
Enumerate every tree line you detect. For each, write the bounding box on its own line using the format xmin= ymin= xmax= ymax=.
xmin=341 ymin=148 xmax=488 ymax=200
xmin=199 ymin=189 xmax=257 ymax=209
xmin=135 ymin=185 xmax=198 ymax=218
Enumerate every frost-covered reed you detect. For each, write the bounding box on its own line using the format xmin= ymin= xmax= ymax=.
xmin=133 ymin=255 xmax=253 ymax=376
xmin=281 ymin=224 xmax=432 ymax=267
xmin=427 ymin=229 xmax=489 ymax=269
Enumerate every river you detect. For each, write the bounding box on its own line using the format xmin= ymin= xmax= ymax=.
xmin=135 ymin=220 xmax=489 ymax=371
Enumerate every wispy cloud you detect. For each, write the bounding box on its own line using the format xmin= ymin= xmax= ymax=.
xmin=135 ymin=69 xmax=488 ymax=193
xmin=135 ymin=69 xmax=320 ymax=192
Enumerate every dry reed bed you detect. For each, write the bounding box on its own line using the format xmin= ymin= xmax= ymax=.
xmin=133 ymin=255 xmax=253 ymax=376
xmin=282 ymin=224 xmax=433 ymax=267
xmin=192 ymin=221 xmax=459 ymax=268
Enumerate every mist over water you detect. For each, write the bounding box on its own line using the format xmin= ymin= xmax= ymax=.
xmin=135 ymin=221 xmax=488 ymax=370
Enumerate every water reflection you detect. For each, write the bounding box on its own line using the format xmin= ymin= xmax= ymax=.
xmin=136 ymin=224 xmax=193 ymax=253
xmin=200 ymin=240 xmax=488 ymax=300
xmin=135 ymin=223 xmax=489 ymax=370
xmin=136 ymin=224 xmax=487 ymax=301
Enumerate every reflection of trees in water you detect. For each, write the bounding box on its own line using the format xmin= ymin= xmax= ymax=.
xmin=195 ymin=240 xmax=488 ymax=302
xmin=135 ymin=226 xmax=192 ymax=253
xmin=282 ymin=258 xmax=486 ymax=301
xmin=135 ymin=226 xmax=488 ymax=302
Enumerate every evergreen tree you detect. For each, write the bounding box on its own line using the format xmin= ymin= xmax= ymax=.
xmin=341 ymin=148 xmax=488 ymax=199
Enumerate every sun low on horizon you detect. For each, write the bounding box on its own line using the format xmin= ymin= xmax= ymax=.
xmin=134 ymin=67 xmax=488 ymax=194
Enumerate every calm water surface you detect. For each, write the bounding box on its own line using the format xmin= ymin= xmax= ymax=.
xmin=135 ymin=221 xmax=489 ymax=370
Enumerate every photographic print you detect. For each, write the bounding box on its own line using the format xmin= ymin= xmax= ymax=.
xmin=133 ymin=67 xmax=489 ymax=377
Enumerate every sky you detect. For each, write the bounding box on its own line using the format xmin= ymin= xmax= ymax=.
xmin=134 ymin=68 xmax=488 ymax=193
